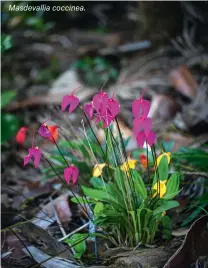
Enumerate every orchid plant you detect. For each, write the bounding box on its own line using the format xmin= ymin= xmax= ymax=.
xmin=22 ymin=87 xmax=180 ymax=249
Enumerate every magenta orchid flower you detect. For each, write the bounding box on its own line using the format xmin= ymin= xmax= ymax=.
xmin=38 ymin=123 xmax=51 ymax=138
xmin=38 ymin=122 xmax=58 ymax=143
xmin=61 ymin=88 xmax=80 ymax=114
xmin=136 ymin=130 xmax=156 ymax=148
xmin=93 ymin=91 xmax=109 ymax=116
xmin=133 ymin=117 xmax=152 ymax=138
xmin=86 ymin=91 xmax=120 ymax=128
xmin=102 ymin=96 xmax=120 ymax=127
xmin=24 ymin=147 xmax=42 ymax=168
xmin=64 ymin=165 xmax=79 ymax=185
xmin=132 ymin=98 xmax=150 ymax=119
xmin=132 ymin=90 xmax=156 ymax=148
xmin=84 ymin=102 xmax=94 ymax=120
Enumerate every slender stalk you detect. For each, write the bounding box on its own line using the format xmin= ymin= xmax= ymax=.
xmin=52 ymin=137 xmax=69 ymax=167
xmin=80 ymin=105 xmax=106 ymax=158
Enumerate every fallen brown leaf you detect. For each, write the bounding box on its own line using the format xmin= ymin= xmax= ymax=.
xmin=163 ymin=215 xmax=208 ymax=268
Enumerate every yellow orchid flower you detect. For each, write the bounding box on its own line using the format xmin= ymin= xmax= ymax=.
xmin=120 ymin=158 xmax=137 ymax=173
xmin=156 ymin=152 xmax=171 ymax=168
xmin=92 ymin=163 xmax=107 ymax=177
xmin=152 ymin=180 xmax=167 ymax=198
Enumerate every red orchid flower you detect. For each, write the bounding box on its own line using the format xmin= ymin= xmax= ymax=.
xmin=24 ymin=147 xmax=42 ymax=168
xmin=140 ymin=154 xmax=148 ymax=168
xmin=16 ymin=127 xmax=28 ymax=145
xmin=64 ymin=165 xmax=79 ymax=185
xmin=38 ymin=123 xmax=58 ymax=143
xmin=61 ymin=88 xmax=80 ymax=114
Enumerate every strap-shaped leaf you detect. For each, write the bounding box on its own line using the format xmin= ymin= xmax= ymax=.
xmin=131 ymin=170 xmax=147 ymax=199
xmin=153 ymin=200 xmax=179 ymax=215
xmin=163 ymin=173 xmax=180 ymax=200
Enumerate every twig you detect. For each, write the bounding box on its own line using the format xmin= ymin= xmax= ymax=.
xmin=58 ymin=222 xmax=90 ymax=242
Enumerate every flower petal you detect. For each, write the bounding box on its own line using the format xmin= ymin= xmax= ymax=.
xmin=84 ymin=102 xmax=94 ymax=120
xmin=92 ymin=163 xmax=106 ymax=177
xmin=61 ymin=95 xmax=79 ymax=114
xmin=33 ymin=148 xmax=42 ymax=168
xmin=47 ymin=126 xmax=58 ymax=143
xmin=16 ymin=127 xmax=27 ymax=145
xmin=132 ymin=99 xmax=150 ymax=119
xmin=72 ymin=166 xmax=79 ymax=185
xmin=136 ymin=131 xmax=146 ymax=148
xmin=143 ymin=117 xmax=152 ymax=136
xmin=152 ymin=181 xmax=167 ymax=198
xmin=24 ymin=154 xmax=32 ymax=166
xmin=93 ymin=92 xmax=109 ymax=114
xmin=64 ymin=167 xmax=72 ymax=184
xmin=38 ymin=125 xmax=51 ymax=138
xmin=156 ymin=152 xmax=171 ymax=168
xmin=108 ymin=98 xmax=120 ymax=118
xmin=146 ymin=131 xmax=156 ymax=147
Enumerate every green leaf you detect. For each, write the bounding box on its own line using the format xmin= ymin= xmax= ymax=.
xmin=131 ymin=170 xmax=147 ymax=199
xmin=115 ymin=168 xmax=126 ymax=193
xmin=161 ymin=215 xmax=172 ymax=240
xmin=158 ymin=156 xmax=169 ymax=181
xmin=81 ymin=185 xmax=120 ymax=205
xmin=90 ymin=177 xmax=106 ymax=189
xmin=162 ymin=190 xmax=181 ymax=200
xmin=65 ymin=233 xmax=88 ymax=257
xmin=94 ymin=202 xmax=104 ymax=217
xmin=73 ymin=252 xmax=82 ymax=259
xmin=153 ymin=200 xmax=179 ymax=215
xmin=1 ymin=113 xmax=19 ymax=144
xmin=163 ymin=173 xmax=180 ymax=200
xmin=1 ymin=91 xmax=16 ymax=109
xmin=71 ymin=196 xmax=94 ymax=204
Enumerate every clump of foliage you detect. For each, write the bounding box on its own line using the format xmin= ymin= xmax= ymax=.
xmin=21 ymin=87 xmax=181 ymax=258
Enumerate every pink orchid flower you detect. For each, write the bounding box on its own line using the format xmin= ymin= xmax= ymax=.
xmin=89 ymin=91 xmax=120 ymax=127
xmin=132 ymin=98 xmax=150 ymax=119
xmin=133 ymin=117 xmax=152 ymax=138
xmin=84 ymin=102 xmax=94 ymax=120
xmin=24 ymin=147 xmax=42 ymax=168
xmin=64 ymin=165 xmax=79 ymax=185
xmin=136 ymin=130 xmax=156 ymax=148
xmin=102 ymin=97 xmax=120 ymax=127
xmin=61 ymin=88 xmax=80 ymax=114
xmin=93 ymin=91 xmax=109 ymax=116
